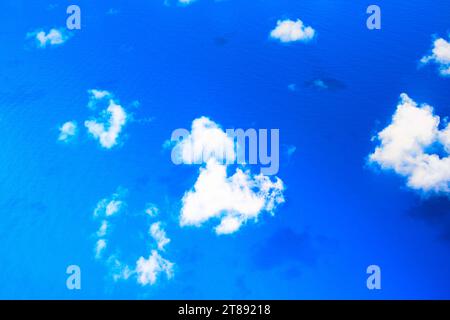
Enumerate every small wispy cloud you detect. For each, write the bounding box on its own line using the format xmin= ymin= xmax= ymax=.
xmin=27 ymin=28 xmax=70 ymax=48
xmin=93 ymin=190 xmax=125 ymax=218
xmin=106 ymin=8 xmax=119 ymax=15
xmin=58 ymin=121 xmax=77 ymax=142
xmin=145 ymin=203 xmax=159 ymax=217
xmin=164 ymin=0 xmax=196 ymax=6
xmin=270 ymin=19 xmax=316 ymax=43
xmin=95 ymin=239 xmax=107 ymax=259
xmin=92 ymin=189 xmax=126 ymax=259
xmin=179 ymin=0 xmax=196 ymax=4
xmin=287 ymin=84 xmax=298 ymax=92
xmin=150 ymin=222 xmax=171 ymax=251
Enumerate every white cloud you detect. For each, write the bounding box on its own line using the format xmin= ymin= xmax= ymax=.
xmin=270 ymin=19 xmax=315 ymax=43
xmin=28 ymin=28 xmax=70 ymax=48
xmin=181 ymin=159 xmax=285 ymax=234
xmin=369 ymin=93 xmax=450 ymax=193
xmin=93 ymin=191 xmax=125 ymax=218
xmin=421 ymin=36 xmax=450 ymax=77
xmin=145 ymin=203 xmax=159 ymax=217
xmin=107 ymin=256 xmax=133 ymax=282
xmin=136 ymin=250 xmax=174 ymax=286
xmin=172 ymin=116 xmax=236 ymax=164
xmin=58 ymin=121 xmax=77 ymax=142
xmin=92 ymin=191 xmax=125 ymax=260
xmin=97 ymin=220 xmax=109 ymax=237
xmin=92 ymin=193 xmax=174 ymax=286
xmin=95 ymin=239 xmax=107 ymax=259
xmin=150 ymin=222 xmax=170 ymax=251
xmin=173 ymin=117 xmax=285 ymax=234
xmin=89 ymin=89 xmax=111 ymax=101
xmin=85 ymin=95 xmax=127 ymax=149
xmin=105 ymin=200 xmax=123 ymax=216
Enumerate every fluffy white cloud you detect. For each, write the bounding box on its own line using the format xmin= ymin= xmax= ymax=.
xmin=173 ymin=116 xmax=285 ymax=235
xmin=369 ymin=93 xmax=450 ymax=193
xmin=150 ymin=222 xmax=170 ymax=251
xmin=28 ymin=28 xmax=70 ymax=48
xmin=135 ymin=250 xmax=174 ymax=286
xmin=85 ymin=90 xmax=127 ymax=149
xmin=270 ymin=19 xmax=315 ymax=43
xmin=421 ymin=36 xmax=450 ymax=76
xmin=58 ymin=121 xmax=77 ymax=142
xmin=181 ymin=160 xmax=285 ymax=234
xmin=172 ymin=116 xmax=236 ymax=164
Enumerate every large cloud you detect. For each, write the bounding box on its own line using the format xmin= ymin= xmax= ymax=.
xmin=173 ymin=117 xmax=285 ymax=235
xmin=181 ymin=160 xmax=284 ymax=234
xmin=421 ymin=36 xmax=450 ymax=77
xmin=369 ymin=94 xmax=450 ymax=193
xmin=85 ymin=90 xmax=128 ymax=149
xmin=270 ymin=19 xmax=316 ymax=43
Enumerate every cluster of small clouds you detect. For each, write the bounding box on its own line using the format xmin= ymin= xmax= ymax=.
xmin=92 ymin=190 xmax=174 ymax=286
xmin=421 ymin=36 xmax=450 ymax=77
xmin=171 ymin=117 xmax=285 ymax=235
xmin=58 ymin=89 xmax=128 ymax=149
xmin=270 ymin=19 xmax=316 ymax=43
xmin=27 ymin=28 xmax=70 ymax=48
xmin=93 ymin=189 xmax=125 ymax=259
xmin=369 ymin=94 xmax=450 ymax=194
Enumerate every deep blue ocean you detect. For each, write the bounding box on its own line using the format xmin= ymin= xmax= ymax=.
xmin=0 ymin=0 xmax=449 ymax=299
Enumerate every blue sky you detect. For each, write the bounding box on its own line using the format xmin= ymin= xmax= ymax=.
xmin=0 ymin=0 xmax=450 ymax=299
